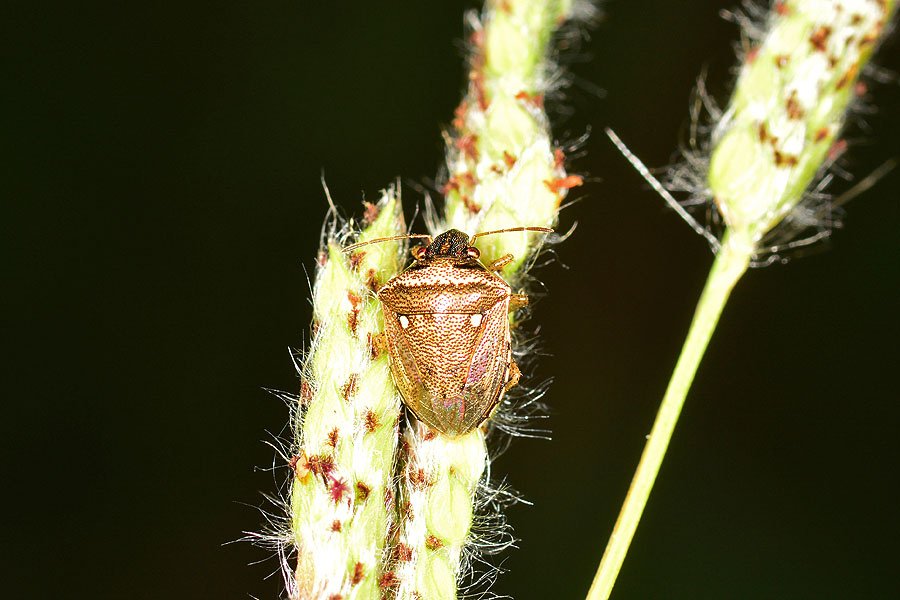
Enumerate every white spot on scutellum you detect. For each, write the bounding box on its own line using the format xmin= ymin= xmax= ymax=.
xmin=470 ymin=313 xmax=482 ymax=327
xmin=399 ymin=315 xmax=410 ymax=329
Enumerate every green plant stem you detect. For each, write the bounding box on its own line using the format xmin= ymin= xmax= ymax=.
xmin=586 ymin=229 xmax=753 ymax=600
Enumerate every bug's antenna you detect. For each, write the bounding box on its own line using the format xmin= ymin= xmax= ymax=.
xmin=343 ymin=234 xmax=432 ymax=253
xmin=469 ymin=226 xmax=554 ymax=244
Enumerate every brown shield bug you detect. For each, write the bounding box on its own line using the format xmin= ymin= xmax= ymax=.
xmin=345 ymin=226 xmax=551 ymax=437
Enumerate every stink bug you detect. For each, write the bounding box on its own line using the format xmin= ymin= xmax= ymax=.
xmin=346 ymin=227 xmax=550 ymax=437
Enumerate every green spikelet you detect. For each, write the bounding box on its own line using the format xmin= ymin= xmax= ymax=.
xmin=392 ymin=1 xmax=588 ymax=597
xmin=709 ymin=0 xmax=896 ymax=249
xmin=442 ymin=0 xmax=585 ymax=274
xmin=590 ymin=3 xmax=898 ymax=599
xmin=290 ymin=191 xmax=406 ymax=599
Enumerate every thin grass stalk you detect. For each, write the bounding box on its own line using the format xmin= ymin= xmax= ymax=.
xmin=589 ymin=1 xmax=897 ymax=598
xmin=587 ymin=230 xmax=751 ymax=599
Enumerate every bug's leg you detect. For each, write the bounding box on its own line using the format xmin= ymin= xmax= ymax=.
xmin=509 ymin=293 xmax=529 ymax=310
xmin=488 ymin=253 xmax=515 ymax=271
xmin=410 ymin=245 xmax=427 ymax=261
xmin=504 ymin=359 xmax=521 ymax=393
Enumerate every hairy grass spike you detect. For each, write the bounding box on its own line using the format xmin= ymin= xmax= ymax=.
xmin=391 ymin=423 xmax=487 ymax=600
xmin=708 ymin=0 xmax=896 ymax=251
xmin=394 ymin=0 xmax=592 ymax=597
xmin=591 ymin=2 xmax=897 ymax=599
xmin=280 ymin=0 xmax=591 ymax=596
xmin=289 ymin=190 xmax=407 ymax=599
xmin=439 ymin=0 xmax=591 ymax=274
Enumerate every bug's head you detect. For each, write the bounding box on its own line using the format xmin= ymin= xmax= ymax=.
xmin=409 ymin=226 xmax=553 ymax=261
xmin=416 ymin=229 xmax=479 ymax=261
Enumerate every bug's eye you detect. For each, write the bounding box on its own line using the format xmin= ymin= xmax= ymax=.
xmin=412 ymin=246 xmax=426 ymax=260
xmin=466 ymin=246 xmax=480 ymax=259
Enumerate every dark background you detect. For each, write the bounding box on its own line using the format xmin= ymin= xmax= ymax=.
xmin=5 ymin=1 xmax=899 ymax=598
